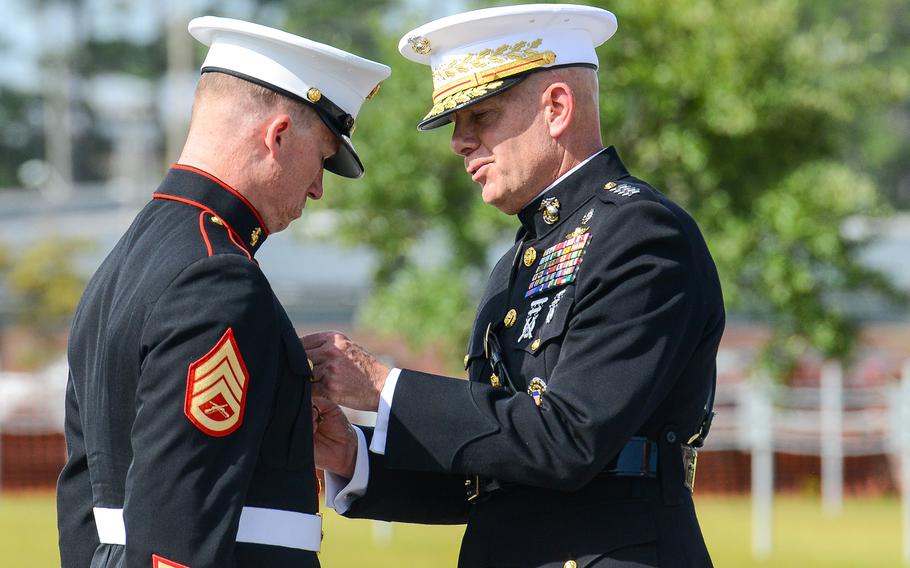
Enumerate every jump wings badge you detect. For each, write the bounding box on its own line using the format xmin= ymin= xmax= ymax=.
xmin=184 ymin=328 xmax=249 ymax=437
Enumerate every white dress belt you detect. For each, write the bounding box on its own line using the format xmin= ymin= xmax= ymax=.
xmin=92 ymin=506 xmax=322 ymax=552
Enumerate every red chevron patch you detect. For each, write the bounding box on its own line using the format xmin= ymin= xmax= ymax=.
xmin=152 ymin=554 xmax=190 ymax=568
xmin=184 ymin=328 xmax=249 ymax=437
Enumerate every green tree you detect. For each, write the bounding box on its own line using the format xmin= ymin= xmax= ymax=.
xmin=0 ymin=237 xmax=91 ymax=369
xmin=0 ymin=88 xmax=46 ymax=188
xmin=589 ymin=0 xmax=908 ymax=375
xmin=5 ymin=238 xmax=93 ymax=332
xmin=319 ymin=0 xmax=909 ymax=376
xmin=278 ymin=0 xmax=399 ymax=53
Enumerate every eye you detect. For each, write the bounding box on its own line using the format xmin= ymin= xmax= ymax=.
xmin=473 ymin=111 xmax=493 ymax=126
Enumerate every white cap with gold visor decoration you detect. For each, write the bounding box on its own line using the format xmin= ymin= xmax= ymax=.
xmin=189 ymin=16 xmax=391 ymax=178
xmin=398 ymin=3 xmax=617 ymax=131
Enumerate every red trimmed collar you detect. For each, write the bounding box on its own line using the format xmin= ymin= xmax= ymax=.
xmin=153 ymin=165 xmax=270 ymax=256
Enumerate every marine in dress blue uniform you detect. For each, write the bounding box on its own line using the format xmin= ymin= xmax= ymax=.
xmin=341 ymin=148 xmax=722 ymax=567
xmin=57 ymin=16 xmax=390 ymax=568
xmin=312 ymin=5 xmax=723 ymax=567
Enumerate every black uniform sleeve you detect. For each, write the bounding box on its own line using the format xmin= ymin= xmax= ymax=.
xmin=341 ymin=427 xmax=469 ymax=524
xmin=57 ymin=375 xmax=100 ymax=567
xmin=384 ymin=200 xmax=703 ymax=490
xmin=123 ymin=254 xmax=280 ymax=567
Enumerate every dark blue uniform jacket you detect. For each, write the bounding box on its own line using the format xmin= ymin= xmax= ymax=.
xmin=58 ymin=166 xmax=320 ymax=568
xmin=346 ymin=148 xmax=724 ymax=568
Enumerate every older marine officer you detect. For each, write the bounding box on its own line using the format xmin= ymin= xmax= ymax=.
xmin=57 ymin=16 xmax=389 ymax=568
xmin=307 ymin=4 xmax=723 ymax=567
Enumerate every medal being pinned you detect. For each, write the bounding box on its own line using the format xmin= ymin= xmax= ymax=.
xmin=528 ymin=377 xmax=547 ymax=407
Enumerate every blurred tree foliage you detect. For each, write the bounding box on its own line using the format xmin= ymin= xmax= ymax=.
xmin=277 ymin=0 xmax=398 ymax=54
xmin=0 ymin=88 xmax=45 ymax=188
xmin=321 ymin=0 xmax=909 ymax=376
xmin=0 ymin=243 xmax=10 ymax=274
xmin=75 ymin=39 xmax=167 ymax=79
xmin=2 ymin=238 xmax=93 ymax=332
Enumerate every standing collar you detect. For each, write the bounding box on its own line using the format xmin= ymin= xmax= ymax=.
xmin=525 ymin=147 xmax=608 ymax=206
xmin=517 ymin=146 xmax=630 ymax=238
xmin=153 ymin=164 xmax=270 ymax=256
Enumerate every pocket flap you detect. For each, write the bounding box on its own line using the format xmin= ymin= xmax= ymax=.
xmin=280 ymin=327 xmax=312 ymax=377
xmin=514 ymin=285 xmax=575 ymax=354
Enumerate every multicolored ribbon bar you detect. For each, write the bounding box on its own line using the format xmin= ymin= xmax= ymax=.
xmin=526 ymin=233 xmax=591 ymax=298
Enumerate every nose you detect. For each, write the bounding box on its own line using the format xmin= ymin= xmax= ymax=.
xmin=307 ymin=168 xmax=324 ymax=201
xmin=450 ymin=119 xmax=479 ymax=157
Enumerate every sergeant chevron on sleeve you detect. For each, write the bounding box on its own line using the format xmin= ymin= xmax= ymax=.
xmin=56 ymin=16 xmax=389 ymax=568
xmin=304 ymin=4 xmax=723 ymax=567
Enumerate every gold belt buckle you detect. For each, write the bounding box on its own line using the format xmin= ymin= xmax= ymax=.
xmin=682 ymin=446 xmax=698 ymax=492
xmin=466 ymin=475 xmax=481 ymax=502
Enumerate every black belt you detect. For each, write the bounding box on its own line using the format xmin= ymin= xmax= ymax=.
xmin=466 ymin=437 xmax=694 ymax=503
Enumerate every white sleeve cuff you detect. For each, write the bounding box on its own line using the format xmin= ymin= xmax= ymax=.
xmin=324 ymin=425 xmax=369 ymax=514
xmin=369 ymin=368 xmax=401 ymax=456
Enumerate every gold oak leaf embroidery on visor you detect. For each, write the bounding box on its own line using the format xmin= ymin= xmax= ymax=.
xmin=184 ymin=327 xmax=250 ymax=437
xmin=426 ymin=81 xmax=505 ymax=119
xmin=432 ymin=38 xmax=549 ymax=84
xmin=425 ymin=38 xmax=557 ymax=120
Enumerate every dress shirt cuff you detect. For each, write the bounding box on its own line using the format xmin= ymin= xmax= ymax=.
xmin=369 ymin=368 xmax=401 ymax=455
xmin=324 ymin=425 xmax=369 ymax=514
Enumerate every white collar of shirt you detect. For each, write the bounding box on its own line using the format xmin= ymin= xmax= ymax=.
xmin=524 ymin=147 xmax=607 ymax=208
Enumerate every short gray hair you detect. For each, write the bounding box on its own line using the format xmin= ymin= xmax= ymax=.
xmin=193 ymin=72 xmax=317 ymax=127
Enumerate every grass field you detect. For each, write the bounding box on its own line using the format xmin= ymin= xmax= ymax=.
xmin=1 ymin=492 xmax=905 ymax=567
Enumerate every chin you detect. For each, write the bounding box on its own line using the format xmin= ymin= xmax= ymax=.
xmin=481 ymin=184 xmax=517 ymax=215
xmin=480 ymin=182 xmax=500 ymax=205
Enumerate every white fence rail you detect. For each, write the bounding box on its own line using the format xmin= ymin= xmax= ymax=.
xmin=704 ymin=360 xmax=910 ymax=562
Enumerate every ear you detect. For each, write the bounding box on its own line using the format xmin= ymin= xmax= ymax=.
xmin=263 ymin=114 xmax=292 ymax=159
xmin=543 ymin=82 xmax=575 ymax=139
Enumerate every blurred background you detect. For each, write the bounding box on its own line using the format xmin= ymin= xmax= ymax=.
xmin=0 ymin=0 xmax=909 ymax=566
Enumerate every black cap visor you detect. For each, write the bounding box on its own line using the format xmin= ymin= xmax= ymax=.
xmin=418 ymin=64 xmax=598 ymax=131
xmin=305 ymin=90 xmax=363 ymax=178
xmin=316 ymin=112 xmax=364 ymax=179
xmin=418 ymin=74 xmax=528 ymax=131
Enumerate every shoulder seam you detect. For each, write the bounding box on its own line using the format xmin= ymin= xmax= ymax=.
xmin=153 ymin=193 xmax=253 ymax=260
xmin=139 ymin=254 xmax=268 ymax=347
xmin=198 ymin=211 xmax=213 ymax=257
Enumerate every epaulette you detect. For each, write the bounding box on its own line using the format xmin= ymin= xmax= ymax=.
xmin=197 ymin=213 xmax=255 ymax=262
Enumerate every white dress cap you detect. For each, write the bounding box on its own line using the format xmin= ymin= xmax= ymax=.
xmin=189 ymin=16 xmax=391 ymax=178
xmin=397 ymin=3 xmax=616 ymax=130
